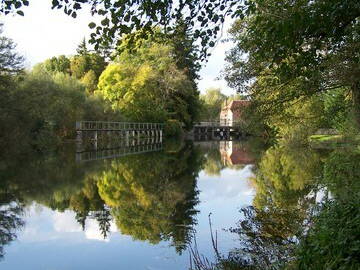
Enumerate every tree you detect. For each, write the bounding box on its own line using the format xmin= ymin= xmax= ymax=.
xmin=76 ymin=37 xmax=89 ymax=55
xmin=98 ymin=40 xmax=199 ymax=127
xmin=322 ymin=88 xmax=352 ymax=131
xmin=169 ymin=19 xmax=202 ymax=125
xmin=0 ymin=23 xmax=23 ymax=85
xmin=1 ymin=1 xmax=243 ymax=61
xmin=113 ymin=27 xmax=201 ymax=126
xmin=171 ymin=18 xmax=201 ymax=83
xmin=70 ymin=54 xmax=90 ymax=79
xmin=225 ymin=0 xmax=360 ymax=126
xmin=81 ymin=69 xmax=97 ymax=93
xmin=53 ymin=0 xmax=240 ymax=59
xmin=199 ymin=87 xmax=227 ymax=121
xmin=70 ymin=52 xmax=106 ymax=82
xmin=43 ymin=55 xmax=71 ymax=74
xmin=97 ymin=38 xmax=115 ymax=61
xmin=0 ymin=23 xmax=25 ymax=151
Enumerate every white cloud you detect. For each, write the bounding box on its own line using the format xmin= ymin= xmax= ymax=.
xmin=198 ymin=165 xmax=255 ymax=202
xmin=84 ymin=219 xmax=118 ymax=242
xmin=53 ymin=211 xmax=82 ymax=233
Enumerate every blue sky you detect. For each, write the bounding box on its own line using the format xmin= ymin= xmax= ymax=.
xmin=0 ymin=1 xmax=235 ymax=95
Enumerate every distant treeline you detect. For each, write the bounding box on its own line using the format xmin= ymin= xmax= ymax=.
xmin=0 ymin=21 xmax=204 ymax=153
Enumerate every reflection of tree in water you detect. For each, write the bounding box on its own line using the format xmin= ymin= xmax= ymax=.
xmin=193 ymin=141 xmax=360 ymax=270
xmin=0 ymin=194 xmax=24 ymax=260
xmin=92 ymin=208 xmax=112 ymax=239
xmin=323 ymin=150 xmax=360 ymax=199
xmin=97 ymin=142 xmax=202 ymax=253
xmin=229 ymin=143 xmax=323 ymax=268
xmin=203 ymin=145 xmax=224 ymax=176
xmin=2 ymin=141 xmax=203 ymax=254
xmin=189 ymin=141 xmax=326 ymax=269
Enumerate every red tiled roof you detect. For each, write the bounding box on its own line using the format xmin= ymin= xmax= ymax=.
xmin=230 ymin=100 xmax=251 ymax=110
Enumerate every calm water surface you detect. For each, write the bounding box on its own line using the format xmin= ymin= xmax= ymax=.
xmin=0 ymin=140 xmax=260 ymax=269
xmin=1 ymin=139 xmax=359 ymax=269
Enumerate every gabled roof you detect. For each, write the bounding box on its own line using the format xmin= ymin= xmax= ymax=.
xmin=230 ymin=100 xmax=251 ymax=110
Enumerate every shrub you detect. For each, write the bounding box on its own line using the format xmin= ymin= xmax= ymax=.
xmin=164 ymin=119 xmax=183 ymax=138
xmin=293 ymin=197 xmax=360 ymax=270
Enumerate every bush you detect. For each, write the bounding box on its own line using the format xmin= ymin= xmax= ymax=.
xmin=164 ymin=119 xmax=183 ymax=138
xmin=292 ymin=196 xmax=360 ymax=270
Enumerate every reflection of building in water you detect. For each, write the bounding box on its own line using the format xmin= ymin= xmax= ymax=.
xmin=220 ymin=141 xmax=254 ymax=166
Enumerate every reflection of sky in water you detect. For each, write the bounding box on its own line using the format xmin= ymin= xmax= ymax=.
xmin=1 ymin=166 xmax=255 ymax=270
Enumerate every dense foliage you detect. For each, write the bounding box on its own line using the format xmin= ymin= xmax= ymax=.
xmin=224 ymin=0 xmax=360 ymax=136
xmin=293 ymin=198 xmax=360 ymax=270
xmin=199 ymin=88 xmax=227 ymax=121
xmin=98 ymin=39 xmax=200 ymax=128
xmin=0 ymin=28 xmax=122 ymax=152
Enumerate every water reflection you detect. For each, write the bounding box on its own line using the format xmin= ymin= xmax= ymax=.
xmin=3 ymin=137 xmax=356 ymax=269
xmin=0 ymin=200 xmax=24 ymax=259
xmin=0 ymin=139 xmax=206 ymax=260
xmin=195 ymin=140 xmax=360 ymax=270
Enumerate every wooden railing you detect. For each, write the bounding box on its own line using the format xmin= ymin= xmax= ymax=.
xmin=76 ymin=121 xmax=164 ymax=131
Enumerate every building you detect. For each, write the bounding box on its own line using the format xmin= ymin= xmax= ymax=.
xmin=219 ymin=100 xmax=250 ymax=126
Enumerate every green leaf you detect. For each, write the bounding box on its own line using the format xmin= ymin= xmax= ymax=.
xmin=52 ymin=0 xmax=59 ymax=7
xmin=88 ymin=22 xmax=96 ymax=29
xmin=16 ymin=10 xmax=24 ymax=16
xmin=101 ymin=18 xmax=110 ymax=26
xmin=15 ymin=1 xmax=22 ymax=9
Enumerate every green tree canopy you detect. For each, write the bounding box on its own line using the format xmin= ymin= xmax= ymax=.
xmin=81 ymin=69 xmax=97 ymax=93
xmin=0 ymin=23 xmax=23 ymax=85
xmin=98 ymin=40 xmax=199 ymax=127
xmin=0 ymin=1 xmax=244 ymax=61
xmin=225 ymin=0 xmax=360 ymax=125
xmin=43 ymin=55 xmax=71 ymax=74
xmin=76 ymin=37 xmax=89 ymax=55
xmin=199 ymin=87 xmax=227 ymax=121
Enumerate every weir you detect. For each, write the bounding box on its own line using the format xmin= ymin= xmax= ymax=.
xmin=191 ymin=121 xmax=247 ymax=140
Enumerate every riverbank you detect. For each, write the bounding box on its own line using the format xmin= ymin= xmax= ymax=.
xmin=309 ymin=134 xmax=360 ymax=149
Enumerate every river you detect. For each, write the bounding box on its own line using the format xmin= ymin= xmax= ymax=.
xmin=0 ymin=138 xmax=359 ymax=269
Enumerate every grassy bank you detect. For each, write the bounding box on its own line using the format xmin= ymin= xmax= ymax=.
xmin=309 ymin=134 xmax=360 ymax=149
